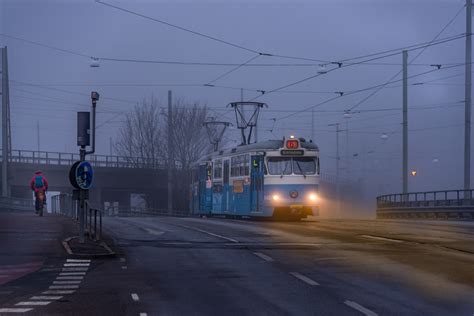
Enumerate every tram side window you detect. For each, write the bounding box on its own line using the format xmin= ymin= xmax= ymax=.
xmin=267 ymin=157 xmax=292 ymax=175
xmin=231 ymin=154 xmax=250 ymax=177
xmin=213 ymin=160 xmax=223 ymax=179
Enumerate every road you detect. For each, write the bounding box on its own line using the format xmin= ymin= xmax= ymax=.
xmin=1 ymin=215 xmax=474 ymax=315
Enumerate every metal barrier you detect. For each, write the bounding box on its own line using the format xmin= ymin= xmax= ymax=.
xmin=377 ymin=189 xmax=474 ymax=220
xmin=51 ymin=194 xmax=103 ymax=241
xmin=6 ymin=149 xmax=165 ymax=169
xmin=85 ymin=202 xmax=102 ymax=241
xmin=0 ymin=196 xmax=34 ymax=211
xmin=105 ymin=206 xmax=191 ymax=218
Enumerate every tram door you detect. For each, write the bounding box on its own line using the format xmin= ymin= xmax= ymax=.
xmin=222 ymin=159 xmax=230 ymax=211
xmin=198 ymin=163 xmax=212 ymax=213
xmin=251 ymin=155 xmax=264 ymax=212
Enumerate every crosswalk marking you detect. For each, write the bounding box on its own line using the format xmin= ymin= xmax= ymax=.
xmin=30 ymin=296 xmax=63 ymax=300
xmin=0 ymin=308 xmax=33 ymax=313
xmin=16 ymin=301 xmax=51 ymax=306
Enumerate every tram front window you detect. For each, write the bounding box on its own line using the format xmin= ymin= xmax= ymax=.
xmin=267 ymin=157 xmax=292 ymax=175
xmin=293 ymin=157 xmax=316 ymax=175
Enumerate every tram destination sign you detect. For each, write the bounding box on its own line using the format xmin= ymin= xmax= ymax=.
xmin=280 ymin=149 xmax=304 ymax=156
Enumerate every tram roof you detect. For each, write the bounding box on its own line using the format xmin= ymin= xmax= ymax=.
xmin=200 ymin=139 xmax=319 ymax=162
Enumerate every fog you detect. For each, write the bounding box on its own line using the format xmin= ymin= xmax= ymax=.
xmin=0 ymin=0 xmax=471 ymax=213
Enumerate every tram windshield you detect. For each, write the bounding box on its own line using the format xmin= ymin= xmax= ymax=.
xmin=267 ymin=157 xmax=318 ymax=175
xmin=293 ymin=157 xmax=316 ymax=175
xmin=267 ymin=157 xmax=292 ymax=175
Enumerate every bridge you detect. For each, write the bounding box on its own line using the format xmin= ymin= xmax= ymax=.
xmin=1 ymin=149 xmax=168 ymax=209
xmin=0 ymin=149 xmax=359 ymax=214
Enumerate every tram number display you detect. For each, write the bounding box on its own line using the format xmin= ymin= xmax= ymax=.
xmin=286 ymin=139 xmax=299 ymax=149
xmin=280 ymin=149 xmax=304 ymax=156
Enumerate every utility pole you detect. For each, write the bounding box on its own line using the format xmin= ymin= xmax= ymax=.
xmin=465 ymin=0 xmax=472 ymax=192
xmin=36 ymin=121 xmax=40 ymax=154
xmin=1 ymin=47 xmax=9 ymax=197
xmin=403 ymin=50 xmax=408 ymax=195
xmin=167 ymin=90 xmax=173 ymax=211
xmin=329 ymin=123 xmax=341 ymax=217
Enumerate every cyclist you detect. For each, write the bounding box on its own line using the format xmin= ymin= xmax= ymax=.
xmin=30 ymin=170 xmax=49 ymax=214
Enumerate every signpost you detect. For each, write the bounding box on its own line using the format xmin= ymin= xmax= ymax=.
xmin=70 ymin=92 xmax=99 ymax=243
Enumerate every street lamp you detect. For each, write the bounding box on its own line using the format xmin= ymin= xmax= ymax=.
xmin=380 ymin=133 xmax=389 ymax=140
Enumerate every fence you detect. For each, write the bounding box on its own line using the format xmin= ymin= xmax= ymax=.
xmin=0 ymin=196 xmax=34 ymax=211
xmin=51 ymin=193 xmax=103 ymax=241
xmin=5 ymin=149 xmax=165 ymax=169
xmin=104 ymin=205 xmax=191 ymax=218
xmin=376 ymin=189 xmax=474 ymax=220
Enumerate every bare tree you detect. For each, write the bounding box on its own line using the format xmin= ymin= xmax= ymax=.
xmin=166 ymin=99 xmax=212 ymax=211
xmin=168 ymin=99 xmax=212 ymax=170
xmin=115 ymin=96 xmax=212 ymax=211
xmin=115 ymin=97 xmax=165 ymax=168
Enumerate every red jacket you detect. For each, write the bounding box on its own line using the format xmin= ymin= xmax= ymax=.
xmin=30 ymin=172 xmax=49 ymax=192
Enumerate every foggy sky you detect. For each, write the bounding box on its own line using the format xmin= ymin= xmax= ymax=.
xmin=0 ymin=0 xmax=470 ymax=195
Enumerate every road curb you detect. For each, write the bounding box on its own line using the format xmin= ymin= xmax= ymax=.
xmin=62 ymin=236 xmax=116 ymax=258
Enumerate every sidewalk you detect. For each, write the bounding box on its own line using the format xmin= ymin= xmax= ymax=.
xmin=0 ymin=211 xmax=77 ymax=285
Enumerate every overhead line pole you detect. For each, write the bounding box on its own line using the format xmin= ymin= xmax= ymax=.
xmin=465 ymin=0 xmax=472 ymax=192
xmin=1 ymin=47 xmax=9 ymax=197
xmin=167 ymin=90 xmax=173 ymax=212
xmin=403 ymin=50 xmax=408 ymax=195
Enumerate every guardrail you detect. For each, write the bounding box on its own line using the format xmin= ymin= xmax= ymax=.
xmin=4 ymin=149 xmax=165 ymax=169
xmin=376 ymin=189 xmax=474 ymax=220
xmin=0 ymin=196 xmax=34 ymax=211
xmin=51 ymin=193 xmax=103 ymax=241
xmin=104 ymin=206 xmax=191 ymax=218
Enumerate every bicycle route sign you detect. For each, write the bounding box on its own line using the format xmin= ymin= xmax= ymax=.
xmin=69 ymin=161 xmax=94 ymax=190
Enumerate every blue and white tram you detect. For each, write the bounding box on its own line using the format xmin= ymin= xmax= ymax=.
xmin=190 ymin=136 xmax=320 ymax=220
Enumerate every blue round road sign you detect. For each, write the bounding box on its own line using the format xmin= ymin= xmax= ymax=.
xmin=69 ymin=161 xmax=94 ymax=190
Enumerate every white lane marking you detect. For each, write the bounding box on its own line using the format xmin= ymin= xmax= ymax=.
xmin=120 ymin=258 xmax=126 ymax=262
xmin=121 ymin=266 xmax=128 ymax=270
xmin=186 ymin=226 xmax=238 ymax=243
xmin=140 ymin=313 xmax=148 ymax=316
xmin=30 ymin=296 xmax=63 ymax=300
xmin=131 ymin=293 xmax=140 ymax=301
xmin=360 ymin=235 xmax=404 ymax=243
xmin=56 ymin=276 xmax=83 ymax=280
xmin=42 ymin=290 xmax=75 ymax=295
xmin=16 ymin=301 xmax=51 ymax=306
xmin=0 ymin=308 xmax=33 ymax=313
xmin=290 ymin=272 xmax=319 ymax=286
xmin=63 ymin=263 xmax=90 ymax=267
xmin=344 ymin=301 xmax=378 ymax=316
xmin=66 ymin=259 xmax=90 ymax=263
xmin=253 ymin=252 xmax=275 ymax=262
xmin=143 ymin=227 xmax=164 ymax=236
xmin=313 ymin=257 xmax=348 ymax=261
xmin=49 ymin=285 xmax=79 ymax=289
xmin=59 ymin=272 xmax=86 ymax=276
xmin=62 ymin=267 xmax=88 ymax=272
xmin=53 ymin=280 xmax=82 ymax=285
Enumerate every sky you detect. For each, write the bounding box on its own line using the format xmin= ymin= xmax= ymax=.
xmin=0 ymin=0 xmax=471 ymax=197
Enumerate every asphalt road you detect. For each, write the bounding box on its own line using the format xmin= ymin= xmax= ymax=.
xmin=1 ymin=214 xmax=474 ymax=315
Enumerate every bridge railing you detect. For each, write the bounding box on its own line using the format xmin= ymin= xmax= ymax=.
xmin=104 ymin=205 xmax=191 ymax=218
xmin=0 ymin=196 xmax=34 ymax=211
xmin=7 ymin=149 xmax=165 ymax=169
xmin=376 ymin=189 xmax=474 ymax=219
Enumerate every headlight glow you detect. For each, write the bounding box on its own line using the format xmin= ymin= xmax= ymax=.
xmin=309 ymin=193 xmax=318 ymax=202
xmin=272 ymin=194 xmax=280 ymax=201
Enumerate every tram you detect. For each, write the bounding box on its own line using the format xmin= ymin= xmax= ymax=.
xmin=190 ymin=136 xmax=320 ymax=220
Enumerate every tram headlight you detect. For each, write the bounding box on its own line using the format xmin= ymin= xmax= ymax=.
xmin=272 ymin=194 xmax=280 ymax=201
xmin=308 ymin=193 xmax=318 ymax=202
